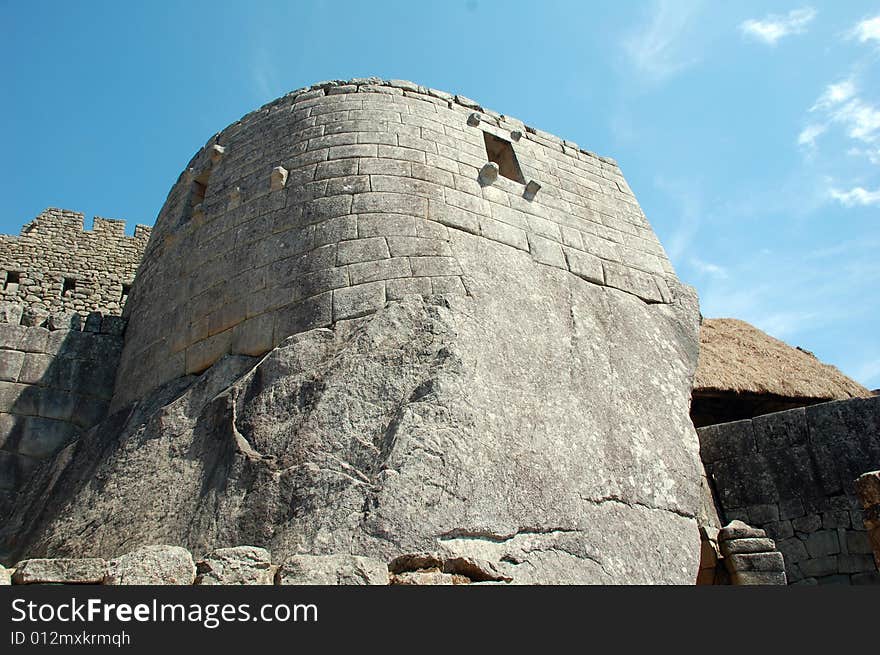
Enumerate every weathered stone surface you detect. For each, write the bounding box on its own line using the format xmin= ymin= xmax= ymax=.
xmin=276 ymin=555 xmax=389 ymax=585
xmin=0 ymin=564 xmax=11 ymax=585
xmin=391 ymin=570 xmax=463 ymax=585
xmin=195 ymin=546 xmax=274 ymax=585
xmin=3 ymin=249 xmax=702 ymax=584
xmin=1 ymin=81 xmax=704 ymax=585
xmin=719 ymin=520 xmax=766 ymax=541
xmin=719 ymin=537 xmax=777 ymax=555
xmin=12 ymin=558 xmax=106 ymax=584
xmin=105 ymin=545 xmax=196 ymax=585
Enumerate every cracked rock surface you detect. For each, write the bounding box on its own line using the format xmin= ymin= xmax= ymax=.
xmin=1 ymin=234 xmax=702 ymax=583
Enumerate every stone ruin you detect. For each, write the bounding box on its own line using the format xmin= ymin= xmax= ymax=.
xmin=0 ymin=78 xmax=877 ymax=585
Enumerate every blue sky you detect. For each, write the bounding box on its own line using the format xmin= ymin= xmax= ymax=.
xmin=2 ymin=1 xmax=878 ymax=387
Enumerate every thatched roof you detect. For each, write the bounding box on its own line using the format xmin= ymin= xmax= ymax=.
xmin=694 ymin=318 xmax=871 ymax=400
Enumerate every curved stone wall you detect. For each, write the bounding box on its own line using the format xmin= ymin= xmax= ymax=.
xmin=113 ymin=78 xmax=677 ymax=407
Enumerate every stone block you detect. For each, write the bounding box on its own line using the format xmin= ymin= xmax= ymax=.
xmin=410 ymin=256 xmax=462 ymax=278
xmin=333 ymin=282 xmax=385 ymax=321
xmin=274 ymin=292 xmax=333 ymax=340
xmin=13 ymin=558 xmax=107 ymax=584
xmin=431 ymin=276 xmax=467 ymax=295
xmin=38 ymin=387 xmax=77 ymax=422
xmin=358 ymin=213 xmax=417 ymax=238
xmin=799 ymin=555 xmax=839 ymax=578
xmin=337 ymin=237 xmax=390 ymax=265
xmin=731 ymin=570 xmax=787 ymax=585
xmin=100 ymin=315 xmax=126 ymax=336
xmin=231 ymin=313 xmax=275 ymax=357
xmin=478 ymin=217 xmax=529 ymax=251
xmin=822 ymin=509 xmax=851 ymax=529
xmin=427 ymin=200 xmax=480 ymax=235
xmin=0 ymin=301 xmax=23 ymax=325
xmin=105 ymin=545 xmax=196 ymax=585
xmin=778 ymin=497 xmax=805 ymax=520
xmin=17 ymin=416 xmax=80 ymax=459
xmin=315 ymin=215 xmax=358 ymax=247
xmin=727 ymin=552 xmax=786 ymax=572
xmin=815 ymin=574 xmax=851 ymax=585
xmin=776 ymin=537 xmax=809 ymax=564
xmin=837 ymin=553 xmax=876 ymax=574
xmin=353 ymin=192 xmax=427 ymax=216
xmin=749 ymin=503 xmax=780 ymax=524
xmin=276 ymin=554 xmax=389 ymax=585
xmin=347 ymin=258 xmax=411 ymax=286
xmin=386 ymin=277 xmax=432 ymax=300
xmin=0 ymin=350 xmax=24 ymax=382
xmin=792 ymin=513 xmax=822 ymax=534
xmin=270 ymin=166 xmax=289 ymax=191
xmin=19 ymin=327 xmax=49 ymax=353
xmin=195 ymin=546 xmax=275 ymax=585
xmin=603 ymin=262 xmax=665 ymax=303
xmin=764 ymin=520 xmax=793 ymax=540
xmin=387 ymin=236 xmax=452 ymax=258
xmin=83 ymin=312 xmax=103 ymax=333
xmin=718 ymin=520 xmax=766 ymax=541
xmin=185 ymin=329 xmax=233 ymax=375
xmin=391 ymin=570 xmax=460 ymax=585
xmin=719 ymin=537 xmax=777 ymax=555
xmin=698 ymin=417 xmax=757 ymax=462
xmin=0 ymin=564 xmax=10 ymax=585
xmin=803 ymin=530 xmax=840 ymax=558
xmin=845 ymin=529 xmax=873 ymax=554
xmin=0 ymin=324 xmax=26 ymax=350
xmin=564 ymin=248 xmax=604 ymax=285
xmin=752 ymin=406 xmax=808 ymax=451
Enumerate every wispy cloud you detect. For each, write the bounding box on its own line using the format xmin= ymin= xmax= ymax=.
xmin=852 ymin=14 xmax=880 ymax=43
xmin=623 ymin=0 xmax=704 ymax=83
xmin=689 ymin=257 xmax=728 ymax=279
xmin=798 ymin=123 xmax=827 ymax=147
xmin=829 ymin=186 xmax=880 ymax=207
xmin=740 ymin=7 xmax=816 ymax=45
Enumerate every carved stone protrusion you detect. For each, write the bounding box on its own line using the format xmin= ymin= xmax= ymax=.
xmin=524 ymin=179 xmax=541 ymax=199
xmin=510 ymin=129 xmax=523 ymax=141
xmin=478 ymin=162 xmax=499 ymax=186
xmin=467 ymin=112 xmax=482 ymax=127
xmin=211 ymin=144 xmax=226 ymax=163
xmin=270 ymin=166 xmax=289 ymax=191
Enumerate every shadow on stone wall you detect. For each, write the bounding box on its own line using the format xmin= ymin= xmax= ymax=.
xmin=0 ymin=303 xmax=124 ymax=523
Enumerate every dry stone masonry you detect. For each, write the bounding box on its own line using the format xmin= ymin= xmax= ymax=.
xmin=1 ymin=78 xmax=703 ymax=584
xmin=0 ymin=305 xmax=125 ymax=518
xmin=113 ymin=77 xmax=676 ymax=408
xmin=0 ymin=208 xmax=150 ymax=317
xmin=699 ymin=395 xmax=880 ymax=585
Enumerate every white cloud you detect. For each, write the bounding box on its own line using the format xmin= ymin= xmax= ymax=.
xmin=689 ymin=258 xmax=728 ymax=279
xmin=623 ymin=0 xmax=703 ymax=82
xmin=798 ymin=123 xmax=827 ymax=147
xmin=740 ymin=7 xmax=816 ymax=45
xmin=811 ymin=79 xmax=857 ymax=111
xmin=829 ymin=186 xmax=880 ymax=207
xmin=852 ymin=15 xmax=880 ymax=43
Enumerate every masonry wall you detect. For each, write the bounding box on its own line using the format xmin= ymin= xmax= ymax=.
xmin=699 ymin=395 xmax=880 ymax=585
xmin=0 ymin=208 xmax=151 ymax=316
xmin=0 ymin=302 xmax=124 ymax=519
xmin=114 ymin=77 xmax=678 ymax=407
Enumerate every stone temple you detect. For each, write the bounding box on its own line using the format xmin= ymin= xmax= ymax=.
xmin=1 ymin=78 xmax=877 ymax=585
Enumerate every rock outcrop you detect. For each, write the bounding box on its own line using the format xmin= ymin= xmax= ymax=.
xmin=1 ymin=232 xmax=702 ymax=583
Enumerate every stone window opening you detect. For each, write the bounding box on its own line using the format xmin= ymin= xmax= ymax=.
xmin=3 ymin=271 xmax=21 ymax=292
xmin=483 ymin=132 xmax=525 ymax=184
xmin=62 ymin=277 xmax=77 ymax=297
xmin=121 ymin=283 xmax=132 ymax=306
xmin=182 ymin=169 xmax=210 ymax=224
